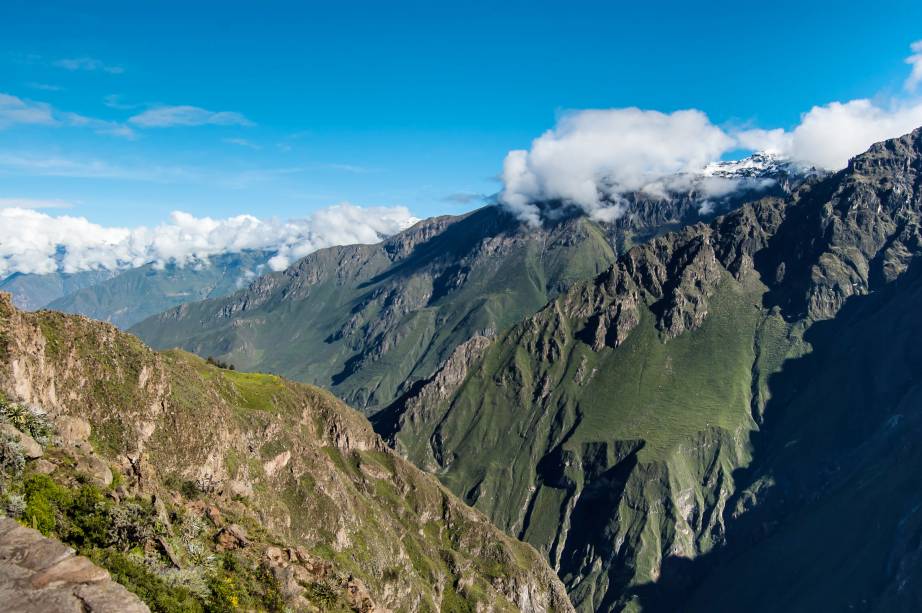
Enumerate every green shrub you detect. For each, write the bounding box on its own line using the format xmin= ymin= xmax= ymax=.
xmin=22 ymin=474 xmax=71 ymax=535
xmin=87 ymin=548 xmax=205 ymax=613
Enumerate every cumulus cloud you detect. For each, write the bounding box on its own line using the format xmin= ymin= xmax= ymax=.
xmin=500 ymin=41 xmax=922 ymax=225
xmin=53 ymin=57 xmax=124 ymax=74
xmin=500 ymin=108 xmax=735 ymax=225
xmin=906 ymin=40 xmax=922 ymax=92
xmin=737 ymin=99 xmax=922 ymax=170
xmin=129 ymin=105 xmax=253 ymax=128
xmin=0 ymin=204 xmax=418 ymax=277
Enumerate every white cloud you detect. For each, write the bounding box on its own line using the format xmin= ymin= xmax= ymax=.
xmin=223 ymin=137 xmax=261 ymax=150
xmin=27 ymin=83 xmax=63 ymax=92
xmin=0 ymin=92 xmax=134 ymax=138
xmin=500 ymin=41 xmax=922 ymax=225
xmin=0 ymin=93 xmax=56 ymax=128
xmin=737 ymin=99 xmax=922 ymax=170
xmin=129 ymin=105 xmax=253 ymax=128
xmin=0 ymin=153 xmax=197 ymax=182
xmin=53 ymin=57 xmax=124 ymax=74
xmin=906 ymin=40 xmax=922 ymax=92
xmin=500 ymin=108 xmax=735 ymax=225
xmin=61 ymin=112 xmax=136 ymax=139
xmin=0 ymin=204 xmax=418 ymax=277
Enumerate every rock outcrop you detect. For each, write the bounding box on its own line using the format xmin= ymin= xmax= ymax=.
xmin=0 ymin=517 xmax=149 ymax=613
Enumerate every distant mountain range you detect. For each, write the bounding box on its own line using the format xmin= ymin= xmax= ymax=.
xmin=0 ymin=251 xmax=272 ymax=328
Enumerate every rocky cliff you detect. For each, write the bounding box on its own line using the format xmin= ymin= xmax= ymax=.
xmin=0 ymin=294 xmax=572 ymax=612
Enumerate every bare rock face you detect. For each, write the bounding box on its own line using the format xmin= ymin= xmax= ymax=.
xmin=0 ymin=517 xmax=149 ymax=613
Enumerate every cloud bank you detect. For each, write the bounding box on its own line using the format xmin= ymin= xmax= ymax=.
xmin=501 ymin=41 xmax=922 ymax=225
xmin=0 ymin=204 xmax=418 ymax=277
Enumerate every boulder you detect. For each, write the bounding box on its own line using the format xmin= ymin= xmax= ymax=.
xmin=215 ymin=524 xmax=248 ymax=551
xmin=0 ymin=422 xmax=42 ymax=459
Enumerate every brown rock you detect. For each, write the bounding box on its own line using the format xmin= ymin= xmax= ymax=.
xmin=76 ymin=453 xmax=113 ymax=487
xmin=264 ymin=545 xmax=285 ymax=565
xmin=74 ymin=582 xmax=151 ymax=613
xmin=215 ymin=523 xmax=248 ymax=551
xmin=205 ymin=505 xmax=223 ymax=527
xmin=30 ymin=555 xmax=109 ymax=588
xmin=0 ymin=422 xmax=43 ymax=459
xmin=30 ymin=458 xmax=57 ymax=474
xmin=0 ymin=522 xmax=72 ymax=571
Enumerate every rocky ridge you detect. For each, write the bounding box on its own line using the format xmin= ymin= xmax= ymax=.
xmin=386 ymin=128 xmax=922 ymax=611
xmin=0 ymin=294 xmax=573 ymax=612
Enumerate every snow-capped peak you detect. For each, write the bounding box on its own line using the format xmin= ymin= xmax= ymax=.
xmin=701 ymin=152 xmax=802 ymax=179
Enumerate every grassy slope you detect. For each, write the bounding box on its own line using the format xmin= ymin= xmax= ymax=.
xmin=0 ymin=295 xmax=572 ymax=612
xmin=132 ymin=209 xmax=617 ymax=413
xmin=396 ymin=267 xmax=797 ymax=611
xmin=666 ymin=262 xmax=922 ymax=613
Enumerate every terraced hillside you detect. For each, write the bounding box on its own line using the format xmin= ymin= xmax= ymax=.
xmin=384 ymin=128 xmax=922 ymax=611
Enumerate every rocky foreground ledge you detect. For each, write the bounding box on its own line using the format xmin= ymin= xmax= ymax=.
xmin=0 ymin=516 xmax=149 ymax=612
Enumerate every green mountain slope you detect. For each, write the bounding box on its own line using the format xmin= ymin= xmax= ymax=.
xmin=384 ymin=128 xmax=922 ymax=611
xmin=46 ymin=251 xmax=272 ymax=329
xmin=132 ymin=177 xmax=799 ymax=415
xmin=132 ymin=207 xmax=620 ymax=413
xmin=0 ymin=293 xmax=572 ymax=612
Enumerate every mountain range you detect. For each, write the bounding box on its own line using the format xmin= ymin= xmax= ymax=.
xmin=2 ymin=129 xmax=920 ymax=612
xmin=130 ymin=154 xmax=810 ymax=414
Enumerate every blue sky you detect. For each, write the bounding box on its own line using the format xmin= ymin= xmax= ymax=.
xmin=0 ymin=0 xmax=921 ymax=229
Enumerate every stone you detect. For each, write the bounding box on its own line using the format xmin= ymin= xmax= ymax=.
xmin=265 ymin=546 xmax=285 ymax=565
xmin=74 ymin=582 xmax=151 ymax=613
xmin=215 ymin=523 xmax=248 ymax=551
xmin=75 ymin=452 xmax=113 ymax=487
xmin=0 ymin=522 xmax=73 ymax=571
xmin=0 ymin=519 xmax=151 ymax=612
xmin=227 ymin=478 xmax=253 ymax=498
xmin=205 ymin=505 xmax=223 ymax=527
xmin=0 ymin=422 xmax=43 ymax=459
xmin=30 ymin=555 xmax=109 ymax=588
xmin=30 ymin=458 xmax=57 ymax=474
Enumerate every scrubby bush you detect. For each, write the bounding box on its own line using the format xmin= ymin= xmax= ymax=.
xmin=0 ymin=397 xmax=54 ymax=445
xmin=0 ymin=433 xmax=25 ymax=477
xmin=4 ymin=492 xmax=25 ymax=518
xmin=88 ymin=548 xmax=206 ymax=613
xmin=205 ymin=356 xmax=235 ymax=371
